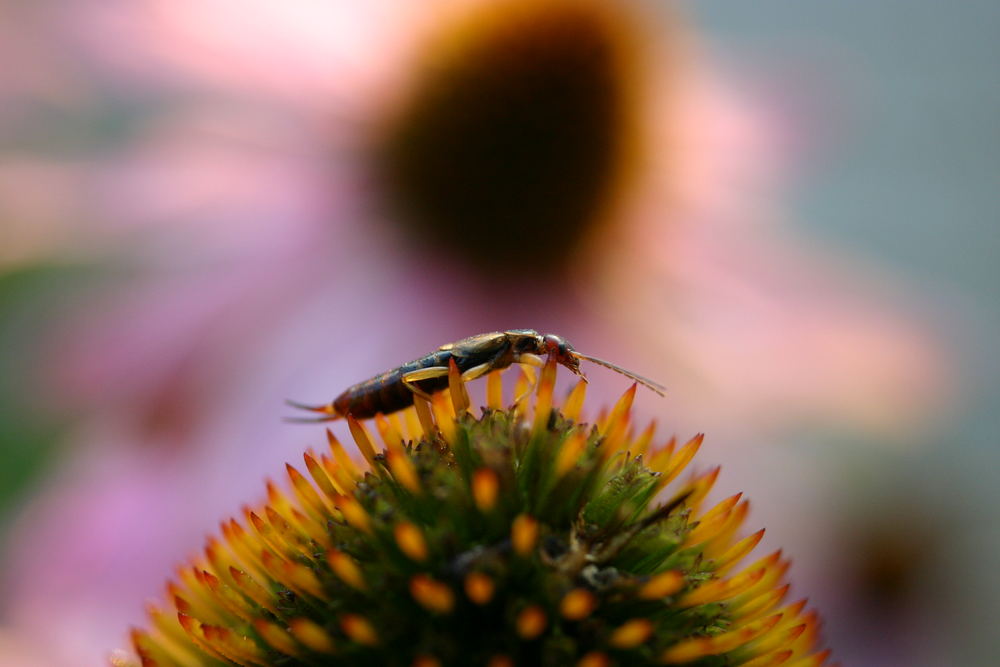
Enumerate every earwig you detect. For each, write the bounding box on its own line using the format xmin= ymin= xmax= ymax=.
xmin=286 ymin=329 xmax=665 ymax=422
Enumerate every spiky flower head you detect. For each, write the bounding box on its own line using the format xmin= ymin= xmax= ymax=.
xmin=114 ymin=359 xmax=831 ymax=667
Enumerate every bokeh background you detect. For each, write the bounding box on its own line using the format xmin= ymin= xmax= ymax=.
xmin=1 ymin=1 xmax=997 ymax=665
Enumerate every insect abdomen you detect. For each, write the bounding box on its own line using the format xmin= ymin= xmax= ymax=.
xmin=333 ymin=352 xmax=454 ymax=419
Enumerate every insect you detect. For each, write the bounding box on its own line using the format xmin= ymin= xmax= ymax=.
xmin=286 ymin=329 xmax=666 ymax=422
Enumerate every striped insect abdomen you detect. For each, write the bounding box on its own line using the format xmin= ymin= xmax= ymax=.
xmin=332 ymin=351 xmax=455 ymax=419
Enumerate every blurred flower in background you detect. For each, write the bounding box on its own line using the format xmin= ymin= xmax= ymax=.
xmin=0 ymin=0 xmax=969 ymax=665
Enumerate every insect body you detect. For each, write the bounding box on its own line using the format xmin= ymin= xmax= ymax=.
xmin=287 ymin=329 xmax=665 ymax=422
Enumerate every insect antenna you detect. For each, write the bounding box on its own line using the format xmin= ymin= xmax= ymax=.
xmin=571 ymin=352 xmax=667 ymax=397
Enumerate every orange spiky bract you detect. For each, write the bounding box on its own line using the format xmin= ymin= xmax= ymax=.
xmin=118 ymin=359 xmax=829 ymax=666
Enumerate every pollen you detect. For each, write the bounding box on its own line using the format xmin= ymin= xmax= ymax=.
xmin=638 ymin=570 xmax=685 ymax=599
xmin=340 ymin=614 xmax=378 ymax=646
xmin=608 ymin=618 xmax=654 ymax=648
xmin=410 ymin=574 xmax=456 ymax=614
xmin=511 ymin=514 xmax=540 ymax=556
xmin=560 ymin=588 xmax=597 ymax=620
xmin=464 ymin=572 xmax=496 ymax=605
xmin=515 ymin=605 xmax=548 ymax=639
xmin=394 ymin=521 xmax=430 ymax=562
xmin=472 ymin=468 xmax=500 ymax=511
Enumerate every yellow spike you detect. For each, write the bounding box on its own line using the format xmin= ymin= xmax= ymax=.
xmin=684 ymin=495 xmax=742 ymax=547
xmin=515 ymin=605 xmax=547 ymax=639
xmin=402 ymin=405 xmax=423 ymax=443
xmin=347 ymin=415 xmax=379 ymax=470
xmin=304 ymin=452 xmax=342 ymax=500
xmin=660 ymin=613 xmax=783 ymax=663
xmin=293 ymin=504 xmax=332 ymax=548
xmin=221 ymin=519 xmax=267 ymax=578
xmin=632 ymin=420 xmax=657 ymax=457
xmin=175 ymin=614 xmax=228 ymax=663
xmin=253 ymin=618 xmax=300 ymax=656
xmin=388 ymin=410 xmax=406 ymax=439
xmin=486 ymin=370 xmax=504 ymax=410
xmin=647 ymin=436 xmax=676 ymax=473
xmin=410 ymin=574 xmax=455 ymax=614
xmin=285 ymin=560 xmax=323 ymax=598
xmin=715 ymin=529 xmax=766 ymax=573
xmin=448 ymin=357 xmax=472 ymax=415
xmin=699 ymin=493 xmax=743 ymax=524
xmin=257 ymin=509 xmax=307 ymax=548
xmin=638 ymin=570 xmax=685 ymax=599
xmin=789 ymin=611 xmax=821 ymax=657
xmin=684 ymin=466 xmax=722 ymax=513
xmin=600 ymin=384 xmax=636 ymax=435
xmin=375 ymin=413 xmax=405 ymax=453
xmin=325 ymin=456 xmax=356 ymax=494
xmin=512 ymin=366 xmax=534 ymax=419
xmin=554 ymin=429 xmax=589 ymax=477
xmin=145 ymin=603 xmax=197 ymax=652
xmin=561 ymin=379 xmax=588 ymax=424
xmin=394 ymin=521 xmax=429 ymax=562
xmin=600 ymin=411 xmax=632 ymax=462
xmin=286 ymin=463 xmax=331 ymax=519
xmin=431 ymin=391 xmax=457 ymax=444
xmin=387 ymin=449 xmax=422 ymax=494
xmin=730 ymin=554 xmax=790 ymax=609
xmin=143 ymin=607 xmax=204 ymax=666
xmin=198 ymin=570 xmax=252 ymax=622
xmin=704 ymin=501 xmax=752 ymax=559
xmin=533 ymin=356 xmax=558 ymax=434
xmin=678 ymin=567 xmax=766 ymax=607
xmin=340 ymin=614 xmax=378 ymax=646
xmin=749 ymin=622 xmax=808 ymax=657
xmin=733 ymin=584 xmax=789 ymax=627
xmin=202 ymin=624 xmax=263 ymax=665
xmin=175 ymin=569 xmax=224 ymax=624
xmin=326 ymin=429 xmax=361 ymax=479
xmin=261 ymin=505 xmax=310 ymax=558
xmin=512 ymin=514 xmax=539 ymax=556
xmin=413 ymin=395 xmax=436 ymax=439
xmin=768 ymin=601 xmax=808 ymax=641
xmin=660 ymin=434 xmax=704 ymax=486
xmin=124 ymin=631 xmax=162 ymax=667
xmin=333 ymin=495 xmax=371 ymax=534
xmin=464 ymin=572 xmax=495 ymax=605
xmin=608 ymin=618 xmax=653 ymax=648
xmin=228 ymin=567 xmax=278 ymax=614
xmin=741 ymin=649 xmax=795 ymax=667
xmin=327 ymin=549 xmax=367 ymax=591
xmin=785 ymin=649 xmax=831 ymax=667
xmin=472 ymin=468 xmax=500 ymax=511
xmin=560 ymin=588 xmax=597 ymax=620
xmin=265 ymin=480 xmax=296 ymax=522
xmin=202 ymin=538 xmax=238 ymax=588
xmin=290 ymin=618 xmax=336 ymax=653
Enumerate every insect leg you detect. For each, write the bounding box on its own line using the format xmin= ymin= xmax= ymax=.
xmin=514 ymin=353 xmax=545 ymax=368
xmin=513 ymin=365 xmax=537 ymax=403
xmin=460 ymin=362 xmax=494 ymax=382
xmin=402 ymin=366 xmax=450 ymax=402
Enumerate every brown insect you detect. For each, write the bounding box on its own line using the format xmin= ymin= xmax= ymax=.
xmin=286 ymin=329 xmax=665 ymax=422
